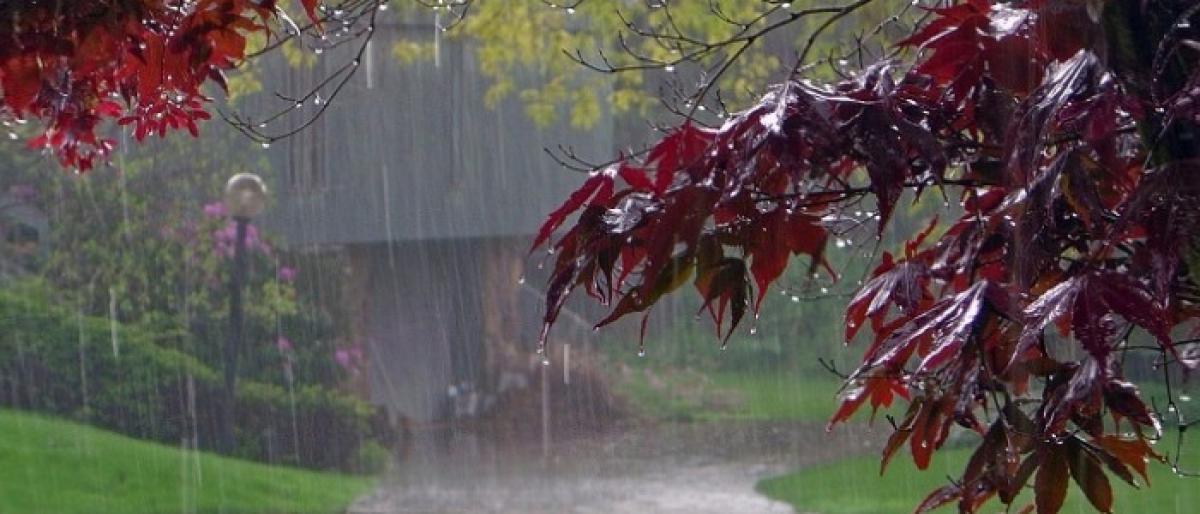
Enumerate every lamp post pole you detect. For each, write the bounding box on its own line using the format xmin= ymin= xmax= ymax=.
xmin=220 ymin=173 xmax=267 ymax=455
xmin=221 ymin=216 xmax=249 ymax=454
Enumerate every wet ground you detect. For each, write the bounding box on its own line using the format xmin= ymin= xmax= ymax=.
xmin=349 ymin=421 xmax=884 ymax=514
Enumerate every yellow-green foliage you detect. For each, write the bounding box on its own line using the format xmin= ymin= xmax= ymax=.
xmin=434 ymin=1 xmax=901 ymax=128
xmin=227 ymin=2 xmax=907 ymax=129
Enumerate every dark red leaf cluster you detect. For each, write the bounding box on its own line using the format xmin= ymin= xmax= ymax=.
xmin=0 ymin=1 xmax=322 ymax=171
xmin=535 ymin=1 xmax=1200 ymax=512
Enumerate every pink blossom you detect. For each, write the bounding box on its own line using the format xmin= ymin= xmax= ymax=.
xmin=211 ymin=221 xmax=272 ymax=258
xmin=276 ymin=336 xmax=293 ymax=352
xmin=277 ymin=266 xmax=297 ymax=282
xmin=334 ymin=348 xmax=352 ymax=369
xmin=202 ymin=201 xmax=227 ymax=218
xmin=334 ymin=342 xmax=365 ymax=375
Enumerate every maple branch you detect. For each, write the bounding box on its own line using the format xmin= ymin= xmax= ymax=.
xmin=564 ymin=2 xmax=864 ymax=79
xmin=818 ymin=357 xmax=850 ymax=379
xmin=752 ymin=178 xmax=998 ymax=203
xmin=244 ymin=0 xmax=385 ymax=60
xmin=791 ymin=0 xmax=877 ymax=79
xmin=221 ymin=4 xmax=382 ymax=144
xmin=543 ymin=144 xmax=654 ymax=173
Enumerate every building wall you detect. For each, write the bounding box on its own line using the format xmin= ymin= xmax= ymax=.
xmin=253 ymin=20 xmax=652 ymax=423
xmin=344 ymin=235 xmax=546 ymax=422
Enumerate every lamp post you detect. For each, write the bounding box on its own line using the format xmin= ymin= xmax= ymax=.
xmin=220 ymin=173 xmax=267 ymax=454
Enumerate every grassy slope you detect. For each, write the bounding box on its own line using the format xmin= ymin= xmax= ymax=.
xmin=758 ymin=434 xmax=1200 ymax=514
xmin=706 ymin=373 xmax=844 ymax=421
xmin=0 ymin=409 xmax=373 ymax=514
xmin=757 ymin=381 xmax=1200 ymax=513
xmin=615 ymin=368 xmax=894 ymax=423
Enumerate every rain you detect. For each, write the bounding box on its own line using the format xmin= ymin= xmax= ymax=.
xmin=1 ymin=2 xmax=1200 ymax=514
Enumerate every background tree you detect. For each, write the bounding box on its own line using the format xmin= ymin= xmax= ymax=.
xmin=395 ymin=1 xmax=904 ymax=136
xmin=527 ymin=1 xmax=1200 ymax=513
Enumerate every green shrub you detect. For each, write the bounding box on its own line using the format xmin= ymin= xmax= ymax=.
xmin=0 ymin=280 xmax=377 ymax=472
xmin=352 ymin=440 xmax=393 ymax=475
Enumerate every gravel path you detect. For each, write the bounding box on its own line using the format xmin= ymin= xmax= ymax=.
xmin=348 ymin=421 xmax=882 ymax=514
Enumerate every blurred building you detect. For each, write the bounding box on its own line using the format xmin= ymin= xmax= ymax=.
xmin=261 ymin=19 xmax=617 ymax=428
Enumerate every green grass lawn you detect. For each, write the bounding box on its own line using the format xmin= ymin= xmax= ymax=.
xmin=613 ymin=367 xmax=893 ymax=423
xmin=758 ymin=433 xmax=1200 ymax=514
xmin=705 ymin=373 xmax=846 ymax=421
xmin=0 ymin=409 xmax=374 ymax=514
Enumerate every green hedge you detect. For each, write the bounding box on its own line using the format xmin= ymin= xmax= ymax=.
xmin=0 ymin=281 xmax=380 ymax=472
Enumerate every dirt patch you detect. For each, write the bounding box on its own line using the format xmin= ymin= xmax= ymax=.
xmin=458 ymin=360 xmax=629 ymax=443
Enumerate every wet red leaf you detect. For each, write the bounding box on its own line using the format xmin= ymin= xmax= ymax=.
xmin=1035 ymin=443 xmax=1069 ymax=514
xmin=1066 ymin=437 xmax=1113 ymax=513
